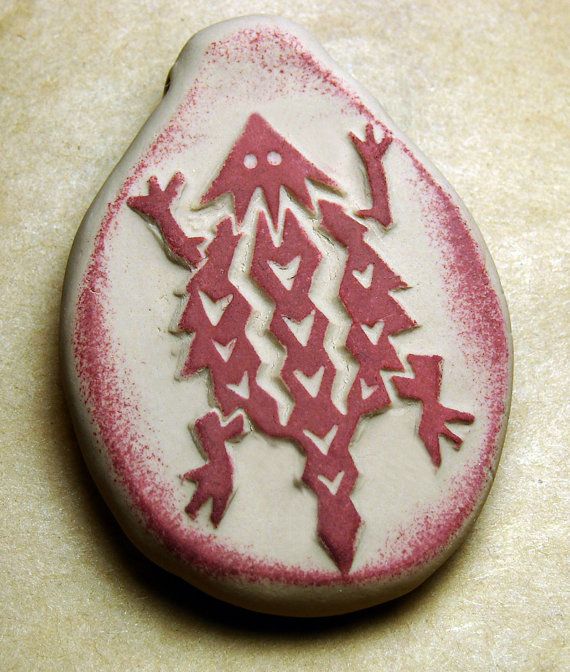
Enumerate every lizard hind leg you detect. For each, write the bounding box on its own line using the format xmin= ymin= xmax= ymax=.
xmin=183 ymin=410 xmax=247 ymax=527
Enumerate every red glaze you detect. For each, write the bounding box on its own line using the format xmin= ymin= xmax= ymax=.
xmin=183 ymin=411 xmax=245 ymax=526
xmin=201 ymin=113 xmax=338 ymax=225
xmin=350 ymin=123 xmax=393 ymax=227
xmin=320 ymin=200 xmax=415 ymax=374
xmin=127 ymin=173 xmax=204 ymax=267
xmin=392 ymin=355 xmax=475 ymax=466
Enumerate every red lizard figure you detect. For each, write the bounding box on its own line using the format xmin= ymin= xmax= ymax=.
xmin=128 ymin=114 xmax=475 ymax=573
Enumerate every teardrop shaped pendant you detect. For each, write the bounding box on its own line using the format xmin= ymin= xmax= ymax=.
xmin=61 ymin=16 xmax=512 ymax=616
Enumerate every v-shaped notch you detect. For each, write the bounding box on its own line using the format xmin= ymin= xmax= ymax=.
xmin=303 ymin=425 xmax=338 ymax=455
xmin=361 ymin=320 xmax=384 ymax=345
xmin=213 ymin=338 xmax=237 ymax=362
xmin=283 ymin=311 xmax=315 ymax=346
xmin=226 ymin=372 xmax=250 ymax=399
xmin=268 ymin=256 xmax=301 ymax=290
xmin=360 ymin=379 xmax=378 ymax=400
xmin=199 ymin=291 xmax=233 ymax=326
xmin=294 ymin=366 xmax=325 ymax=397
xmin=317 ymin=471 xmax=345 ymax=496
xmin=353 ymin=263 xmax=374 ymax=288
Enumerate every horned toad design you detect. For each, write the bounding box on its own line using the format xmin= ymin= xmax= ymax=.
xmin=128 ymin=114 xmax=474 ymax=573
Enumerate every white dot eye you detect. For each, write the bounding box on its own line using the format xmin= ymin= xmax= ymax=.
xmin=267 ymin=151 xmax=282 ymax=166
xmin=244 ymin=154 xmax=257 ymax=169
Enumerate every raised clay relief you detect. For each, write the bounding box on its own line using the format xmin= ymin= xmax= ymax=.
xmin=128 ymin=114 xmax=475 ymax=573
xmin=61 ymin=16 xmax=512 ymax=616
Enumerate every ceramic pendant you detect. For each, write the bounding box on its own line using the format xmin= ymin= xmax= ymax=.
xmin=61 ymin=16 xmax=512 ymax=616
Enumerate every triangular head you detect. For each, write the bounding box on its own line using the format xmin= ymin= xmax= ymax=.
xmin=200 ymin=113 xmax=339 ymax=225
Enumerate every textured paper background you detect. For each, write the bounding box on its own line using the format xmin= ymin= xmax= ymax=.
xmin=1 ymin=1 xmax=568 ymax=670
